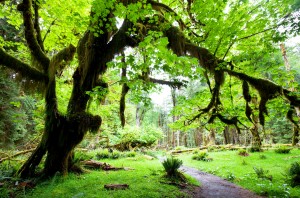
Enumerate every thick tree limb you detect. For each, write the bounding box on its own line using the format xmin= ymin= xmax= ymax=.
xmin=0 ymin=48 xmax=47 ymax=81
xmin=17 ymin=0 xmax=50 ymax=70
xmin=49 ymin=44 xmax=76 ymax=78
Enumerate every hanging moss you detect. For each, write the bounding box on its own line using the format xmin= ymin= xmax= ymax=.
xmin=165 ymin=26 xmax=185 ymax=56
xmin=245 ymin=103 xmax=253 ymax=123
xmin=242 ymin=81 xmax=251 ymax=102
xmin=287 ymin=106 xmax=299 ymax=128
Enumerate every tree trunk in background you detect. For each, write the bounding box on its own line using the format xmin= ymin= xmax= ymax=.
xmin=250 ymin=96 xmax=262 ymax=147
xmin=136 ymin=103 xmax=146 ymax=127
xmin=280 ymin=43 xmax=300 ymax=146
xmin=171 ymin=88 xmax=177 ymax=148
xmin=208 ymin=129 xmax=216 ymax=145
xmin=194 ymin=128 xmax=203 ymax=147
xmin=293 ymin=126 xmax=299 ymax=146
xmin=223 ymin=126 xmax=230 ymax=144
xmin=231 ymin=128 xmax=240 ymax=145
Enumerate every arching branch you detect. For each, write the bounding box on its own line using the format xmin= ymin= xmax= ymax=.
xmin=17 ymin=0 xmax=50 ymax=70
xmin=0 ymin=48 xmax=47 ymax=81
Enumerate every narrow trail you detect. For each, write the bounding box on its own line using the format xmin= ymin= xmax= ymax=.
xmin=179 ymin=165 xmax=264 ymax=198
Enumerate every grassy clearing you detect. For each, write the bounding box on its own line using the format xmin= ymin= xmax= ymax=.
xmin=1 ymin=155 xmax=197 ymax=198
xmin=177 ymin=149 xmax=300 ymax=197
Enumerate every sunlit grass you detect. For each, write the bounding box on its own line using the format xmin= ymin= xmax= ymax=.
xmin=24 ymin=156 xmax=193 ymax=198
xmin=177 ymin=149 xmax=300 ymax=197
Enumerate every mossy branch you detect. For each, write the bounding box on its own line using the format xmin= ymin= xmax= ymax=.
xmin=33 ymin=0 xmax=44 ymax=52
xmin=17 ymin=0 xmax=50 ymax=70
xmin=49 ymin=44 xmax=76 ymax=79
xmin=0 ymin=48 xmax=47 ymax=81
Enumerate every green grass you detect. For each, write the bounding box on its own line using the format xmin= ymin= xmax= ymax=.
xmin=177 ymin=149 xmax=300 ymax=197
xmin=19 ymin=156 xmax=193 ymax=198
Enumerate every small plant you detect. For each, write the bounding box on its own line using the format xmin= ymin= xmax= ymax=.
xmin=73 ymin=151 xmax=93 ymax=163
xmin=274 ymin=145 xmax=292 ymax=154
xmin=237 ymin=149 xmax=249 ymax=156
xmin=126 ymin=151 xmax=137 ymax=157
xmin=225 ymin=172 xmax=236 ymax=182
xmin=287 ymin=161 xmax=300 ymax=187
xmin=207 ymin=146 xmax=215 ymax=152
xmin=111 ymin=150 xmax=122 ymax=159
xmin=192 ymin=151 xmax=209 ymax=161
xmin=253 ymin=167 xmax=272 ymax=181
xmin=241 ymin=159 xmax=247 ymax=165
xmin=174 ymin=146 xmax=186 ymax=151
xmin=248 ymin=146 xmax=262 ymax=153
xmin=96 ymin=148 xmax=110 ymax=159
xmin=192 ymin=149 xmax=200 ymax=154
xmin=259 ymin=154 xmax=267 ymax=159
xmin=162 ymin=157 xmax=185 ymax=181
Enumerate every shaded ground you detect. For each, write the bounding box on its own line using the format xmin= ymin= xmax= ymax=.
xmin=180 ymin=166 xmax=264 ymax=198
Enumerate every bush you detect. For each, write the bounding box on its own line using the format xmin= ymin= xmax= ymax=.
xmin=175 ymin=146 xmax=186 ymax=151
xmin=207 ymin=146 xmax=216 ymax=152
xmin=253 ymin=167 xmax=272 ymax=181
xmin=162 ymin=157 xmax=185 ymax=181
xmin=96 ymin=149 xmax=110 ymax=159
xmin=287 ymin=161 xmax=300 ymax=187
xmin=248 ymin=146 xmax=262 ymax=153
xmin=115 ymin=125 xmax=163 ymax=151
xmin=126 ymin=151 xmax=137 ymax=157
xmin=274 ymin=145 xmax=292 ymax=154
xmin=111 ymin=150 xmax=121 ymax=159
xmin=192 ymin=151 xmax=210 ymax=161
xmin=237 ymin=149 xmax=249 ymax=156
xmin=74 ymin=151 xmax=93 ymax=162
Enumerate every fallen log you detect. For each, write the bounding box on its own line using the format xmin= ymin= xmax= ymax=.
xmin=104 ymin=184 xmax=129 ymax=190
xmin=81 ymin=160 xmax=133 ymax=171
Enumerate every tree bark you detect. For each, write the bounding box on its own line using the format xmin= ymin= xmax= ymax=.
xmin=223 ymin=126 xmax=230 ymax=144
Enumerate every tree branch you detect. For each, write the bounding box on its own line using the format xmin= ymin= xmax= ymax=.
xmin=0 ymin=48 xmax=47 ymax=81
xmin=33 ymin=0 xmax=44 ymax=52
xmin=17 ymin=0 xmax=50 ymax=70
xmin=149 ymin=77 xmax=183 ymax=88
xmin=50 ymin=44 xmax=76 ymax=75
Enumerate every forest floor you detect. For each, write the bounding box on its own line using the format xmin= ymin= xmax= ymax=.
xmin=180 ymin=165 xmax=264 ymax=198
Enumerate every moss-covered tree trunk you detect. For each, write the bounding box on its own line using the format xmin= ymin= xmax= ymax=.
xmin=14 ymin=0 xmax=134 ymax=176
xmin=292 ymin=126 xmax=299 ymax=146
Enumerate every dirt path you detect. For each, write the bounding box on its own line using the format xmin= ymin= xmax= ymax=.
xmin=180 ymin=166 xmax=264 ymax=198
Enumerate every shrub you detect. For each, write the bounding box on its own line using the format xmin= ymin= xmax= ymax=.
xmin=207 ymin=146 xmax=216 ymax=152
xmin=175 ymin=146 xmax=186 ymax=151
xmin=74 ymin=151 xmax=93 ymax=162
xmin=274 ymin=145 xmax=292 ymax=154
xmin=192 ymin=149 xmax=200 ymax=154
xmin=126 ymin=151 xmax=137 ymax=157
xmin=111 ymin=150 xmax=121 ymax=159
xmin=96 ymin=148 xmax=110 ymax=159
xmin=253 ymin=167 xmax=272 ymax=181
xmin=248 ymin=146 xmax=262 ymax=153
xmin=162 ymin=157 xmax=185 ymax=181
xmin=237 ymin=149 xmax=249 ymax=156
xmin=192 ymin=151 xmax=210 ymax=161
xmin=225 ymin=172 xmax=236 ymax=182
xmin=287 ymin=161 xmax=300 ymax=187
